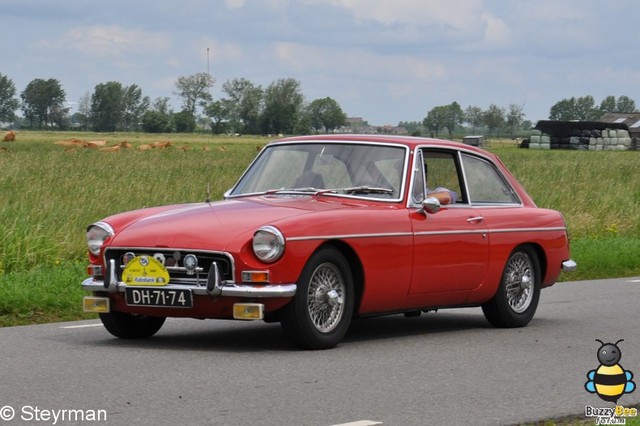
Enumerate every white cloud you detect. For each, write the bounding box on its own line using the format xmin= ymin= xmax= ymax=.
xmin=46 ymin=25 xmax=171 ymax=58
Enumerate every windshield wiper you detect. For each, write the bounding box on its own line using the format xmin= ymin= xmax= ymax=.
xmin=339 ymin=186 xmax=394 ymax=195
xmin=265 ymin=188 xmax=335 ymax=195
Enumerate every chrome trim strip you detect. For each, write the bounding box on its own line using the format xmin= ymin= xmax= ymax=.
xmin=288 ymin=226 xmax=568 ymax=241
xmin=225 ymin=141 xmax=410 ymax=203
xmin=288 ymin=232 xmax=413 ymax=242
xmin=82 ymin=278 xmax=296 ymax=298
xmin=488 ymin=227 xmax=568 ymax=234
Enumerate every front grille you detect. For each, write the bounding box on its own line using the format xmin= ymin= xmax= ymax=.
xmin=104 ymin=248 xmax=234 ymax=286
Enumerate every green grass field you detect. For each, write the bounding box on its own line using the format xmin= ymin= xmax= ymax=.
xmin=0 ymin=131 xmax=639 ymax=327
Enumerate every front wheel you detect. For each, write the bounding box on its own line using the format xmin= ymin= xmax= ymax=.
xmin=281 ymin=247 xmax=354 ymax=350
xmin=482 ymin=246 xmax=541 ymax=328
xmin=99 ymin=311 xmax=166 ymax=339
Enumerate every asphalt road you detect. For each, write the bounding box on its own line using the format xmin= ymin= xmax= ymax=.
xmin=1 ymin=277 xmax=639 ymax=426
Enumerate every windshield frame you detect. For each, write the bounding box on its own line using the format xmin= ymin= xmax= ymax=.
xmin=225 ymin=140 xmax=410 ymax=203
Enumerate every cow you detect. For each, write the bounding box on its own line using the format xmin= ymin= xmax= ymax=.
xmin=2 ymin=130 xmax=16 ymax=142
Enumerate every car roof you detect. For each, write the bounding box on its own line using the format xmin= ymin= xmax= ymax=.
xmin=273 ymin=134 xmax=491 ymax=157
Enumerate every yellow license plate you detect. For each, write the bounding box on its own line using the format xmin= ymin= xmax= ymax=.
xmin=122 ymin=255 xmax=170 ymax=286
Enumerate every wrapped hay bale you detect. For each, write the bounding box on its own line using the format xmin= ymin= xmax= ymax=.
xmin=619 ymin=137 xmax=632 ymax=147
xmin=541 ymin=135 xmax=550 ymax=144
xmin=530 ymin=129 xmax=542 ymax=136
xmin=595 ymin=144 xmax=604 ymax=151
xmin=531 ymin=135 xmax=541 ymax=143
xmin=618 ymin=129 xmax=630 ymax=138
xmin=570 ymin=136 xmax=579 ymax=146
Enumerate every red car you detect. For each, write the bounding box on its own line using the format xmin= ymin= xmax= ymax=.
xmin=82 ymin=135 xmax=576 ymax=349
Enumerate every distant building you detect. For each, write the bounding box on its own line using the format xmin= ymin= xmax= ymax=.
xmin=600 ymin=113 xmax=640 ymax=141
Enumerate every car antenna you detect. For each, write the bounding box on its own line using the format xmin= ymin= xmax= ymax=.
xmin=205 ymin=182 xmax=211 ymax=203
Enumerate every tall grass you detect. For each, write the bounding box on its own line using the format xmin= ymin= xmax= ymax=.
xmin=0 ymin=132 xmax=264 ymax=273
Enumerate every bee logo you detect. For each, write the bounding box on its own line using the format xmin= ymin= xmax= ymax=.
xmin=585 ymin=339 xmax=636 ymax=403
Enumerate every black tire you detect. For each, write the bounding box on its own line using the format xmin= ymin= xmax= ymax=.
xmin=482 ymin=246 xmax=541 ymax=328
xmin=99 ymin=311 xmax=166 ymax=339
xmin=281 ymin=247 xmax=354 ymax=350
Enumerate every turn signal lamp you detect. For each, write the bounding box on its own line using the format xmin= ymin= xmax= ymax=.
xmin=241 ymin=271 xmax=270 ymax=283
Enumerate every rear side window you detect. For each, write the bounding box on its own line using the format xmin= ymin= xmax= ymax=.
xmin=461 ymin=154 xmax=519 ymax=204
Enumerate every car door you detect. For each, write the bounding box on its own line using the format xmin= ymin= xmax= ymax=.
xmin=409 ymin=148 xmax=489 ymax=295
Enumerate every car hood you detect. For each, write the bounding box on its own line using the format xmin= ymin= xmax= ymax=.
xmin=108 ymin=196 xmax=342 ymax=250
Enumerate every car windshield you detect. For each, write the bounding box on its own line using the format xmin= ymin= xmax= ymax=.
xmin=228 ymin=142 xmax=407 ymax=200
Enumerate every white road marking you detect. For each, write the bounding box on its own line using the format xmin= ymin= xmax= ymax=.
xmin=628 ymin=279 xmax=640 ymax=283
xmin=332 ymin=421 xmax=383 ymax=426
xmin=60 ymin=323 xmax=103 ymax=329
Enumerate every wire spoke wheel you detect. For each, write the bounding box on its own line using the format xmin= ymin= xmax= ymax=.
xmin=503 ymin=252 xmax=534 ymax=314
xmin=482 ymin=246 xmax=541 ymax=328
xmin=281 ymin=247 xmax=354 ymax=350
xmin=307 ymin=262 xmax=346 ymax=333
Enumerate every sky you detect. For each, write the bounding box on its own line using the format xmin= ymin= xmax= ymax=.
xmin=2 ymin=0 xmax=639 ymax=126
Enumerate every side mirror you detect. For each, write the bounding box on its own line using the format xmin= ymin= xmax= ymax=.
xmin=418 ymin=197 xmax=441 ymax=215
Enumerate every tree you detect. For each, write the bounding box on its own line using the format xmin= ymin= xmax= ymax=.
xmin=90 ymin=81 xmax=124 ymax=132
xmin=175 ymin=72 xmax=215 ymax=117
xmin=0 ymin=73 xmax=19 ymax=123
xmin=443 ymin=102 xmax=463 ymax=137
xmin=599 ymin=95 xmax=637 ymax=115
xmin=221 ymin=78 xmax=263 ymax=134
xmin=261 ymin=78 xmax=304 ymax=134
xmin=75 ymin=92 xmax=92 ymax=130
xmin=203 ymin=100 xmax=232 ymax=134
xmin=483 ymin=104 xmax=505 ymax=137
xmin=423 ymin=102 xmax=462 ymax=137
xmin=615 ymin=96 xmax=636 ymax=113
xmin=141 ymin=97 xmax=173 ymax=133
xmin=121 ymin=84 xmax=149 ymax=131
xmin=599 ymin=96 xmax=617 ymax=114
xmin=464 ymin=105 xmax=484 ymax=133
xmin=575 ymin=96 xmax=599 ymax=121
xmin=506 ymin=104 xmax=525 ymax=137
xmin=307 ymin=97 xmax=347 ymax=133
xmin=20 ymin=78 xmax=67 ymax=128
xmin=549 ymin=96 xmax=600 ymax=121
xmin=423 ymin=105 xmax=448 ymax=137
xmin=174 ymin=109 xmax=196 ymax=133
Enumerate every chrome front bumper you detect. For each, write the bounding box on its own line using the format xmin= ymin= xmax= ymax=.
xmin=82 ymin=259 xmax=296 ymax=298
xmin=81 ymin=278 xmax=297 ymax=298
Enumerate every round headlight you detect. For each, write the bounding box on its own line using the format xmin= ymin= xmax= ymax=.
xmin=253 ymin=226 xmax=285 ymax=263
xmin=86 ymin=222 xmax=114 ymax=256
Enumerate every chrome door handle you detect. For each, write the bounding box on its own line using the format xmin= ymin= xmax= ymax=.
xmin=467 ymin=216 xmax=484 ymax=224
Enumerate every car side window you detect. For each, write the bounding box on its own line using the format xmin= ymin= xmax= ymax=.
xmin=461 ymin=154 xmax=519 ymax=204
xmin=411 ymin=149 xmax=466 ymax=205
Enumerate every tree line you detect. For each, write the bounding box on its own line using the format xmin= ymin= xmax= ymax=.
xmin=0 ymin=72 xmax=637 ymax=136
xmin=415 ymin=95 xmax=637 ymax=139
xmin=0 ymin=72 xmax=347 ymax=135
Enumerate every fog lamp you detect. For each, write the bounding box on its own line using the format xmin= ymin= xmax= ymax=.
xmin=183 ymin=254 xmax=198 ymax=275
xmin=233 ymin=303 xmax=264 ymax=320
xmin=83 ymin=296 xmax=110 ymax=313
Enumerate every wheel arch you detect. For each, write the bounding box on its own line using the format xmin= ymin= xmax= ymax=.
xmin=312 ymin=239 xmax=364 ymax=316
xmin=514 ymin=242 xmax=546 ymax=284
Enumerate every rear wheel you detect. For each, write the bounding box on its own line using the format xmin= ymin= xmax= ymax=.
xmin=482 ymin=246 xmax=541 ymax=328
xmin=99 ymin=311 xmax=166 ymax=338
xmin=281 ymin=247 xmax=354 ymax=350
